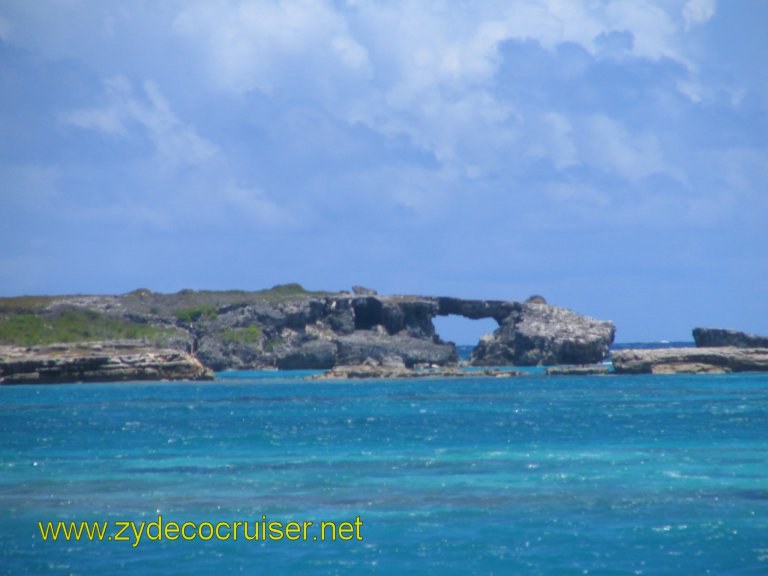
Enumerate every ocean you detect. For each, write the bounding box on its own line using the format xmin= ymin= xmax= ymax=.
xmin=1 ymin=366 xmax=767 ymax=575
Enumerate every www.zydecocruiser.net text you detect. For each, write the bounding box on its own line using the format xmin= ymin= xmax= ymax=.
xmin=38 ymin=515 xmax=364 ymax=547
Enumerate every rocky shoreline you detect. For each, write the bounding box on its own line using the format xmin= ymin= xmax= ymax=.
xmin=0 ymin=342 xmax=213 ymax=385
xmin=612 ymin=347 xmax=768 ymax=374
xmin=0 ymin=286 xmax=615 ymax=383
xmin=1 ymin=286 xmax=767 ymax=382
xmin=188 ymin=292 xmax=615 ymax=371
xmin=309 ymin=357 xmax=522 ymax=380
xmin=612 ymin=328 xmax=768 ymax=375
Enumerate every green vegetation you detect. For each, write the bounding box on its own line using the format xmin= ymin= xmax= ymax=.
xmin=253 ymin=283 xmax=335 ymax=303
xmin=220 ymin=326 xmax=263 ymax=345
xmin=0 ymin=284 xmax=339 ymax=348
xmin=0 ymin=296 xmax=55 ymax=314
xmin=175 ymin=305 xmax=218 ymax=323
xmin=0 ymin=310 xmax=178 ymax=347
xmin=165 ymin=285 xmax=330 ymax=313
xmin=264 ymin=337 xmax=283 ymax=351
xmin=265 ymin=283 xmax=308 ymax=296
xmin=125 ymin=288 xmax=153 ymax=299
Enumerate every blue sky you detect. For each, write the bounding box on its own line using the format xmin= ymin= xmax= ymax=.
xmin=1 ymin=0 xmax=766 ymax=343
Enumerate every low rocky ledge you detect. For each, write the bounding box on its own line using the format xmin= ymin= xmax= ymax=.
xmin=309 ymin=357 xmax=521 ymax=380
xmin=612 ymin=347 xmax=768 ymax=375
xmin=545 ymin=365 xmax=611 ymax=376
xmin=0 ymin=341 xmax=214 ymax=384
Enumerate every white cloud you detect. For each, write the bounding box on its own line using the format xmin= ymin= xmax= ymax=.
xmin=138 ymin=81 xmax=218 ymax=166
xmin=59 ymin=75 xmax=295 ymax=230
xmin=579 ymin=114 xmax=668 ymax=182
xmin=222 ymin=184 xmax=292 ymax=227
xmin=4 ymin=0 xmax=727 ymax=233
xmin=173 ymin=0 xmax=371 ymax=94
xmin=531 ymin=113 xmax=579 ymax=170
xmin=63 ymin=77 xmax=131 ymax=136
xmin=169 ymin=0 xmax=713 ymax=182
xmin=331 ymin=35 xmax=370 ymax=72
xmin=62 ymin=77 xmax=217 ymax=167
xmin=172 ymin=0 xmax=702 ymax=97
xmin=604 ymin=1 xmax=681 ymax=62
xmin=714 ymin=148 xmax=768 ymax=215
xmin=543 ymin=181 xmax=611 ymax=225
xmin=682 ymin=0 xmax=717 ymax=30
xmin=11 ymin=1 xmax=731 ymax=226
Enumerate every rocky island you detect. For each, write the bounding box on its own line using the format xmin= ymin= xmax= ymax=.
xmin=612 ymin=328 xmax=768 ymax=374
xmin=0 ymin=285 xmax=616 ymax=383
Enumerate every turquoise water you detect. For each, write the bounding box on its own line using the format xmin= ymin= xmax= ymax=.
xmin=1 ymin=371 xmax=767 ymax=575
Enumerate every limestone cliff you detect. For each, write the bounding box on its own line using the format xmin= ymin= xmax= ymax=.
xmin=0 ymin=286 xmax=616 ymax=371
xmin=470 ymin=299 xmax=616 ymax=366
xmin=0 ymin=342 xmax=213 ymax=384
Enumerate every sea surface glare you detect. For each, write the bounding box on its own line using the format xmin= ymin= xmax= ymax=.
xmin=1 ymin=371 xmax=767 ymax=575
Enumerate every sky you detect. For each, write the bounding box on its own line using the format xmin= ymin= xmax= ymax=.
xmin=1 ymin=0 xmax=767 ymax=343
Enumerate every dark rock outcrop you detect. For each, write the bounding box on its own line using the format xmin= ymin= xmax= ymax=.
xmin=186 ymin=292 xmax=614 ymax=369
xmin=436 ymin=297 xmax=514 ymax=323
xmin=470 ymin=302 xmax=615 ymax=366
xmin=0 ymin=287 xmax=616 ymax=371
xmin=335 ymin=331 xmax=456 ymax=367
xmin=612 ymin=347 xmax=768 ymax=374
xmin=351 ymin=286 xmax=378 ymax=296
xmin=274 ymin=339 xmax=337 ymax=370
xmin=693 ymin=328 xmax=768 ymax=349
xmin=0 ymin=341 xmax=214 ymax=384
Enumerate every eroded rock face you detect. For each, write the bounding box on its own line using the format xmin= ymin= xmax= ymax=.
xmin=612 ymin=347 xmax=768 ymax=374
xmin=0 ymin=288 xmax=616 ymax=371
xmin=274 ymin=339 xmax=338 ymax=370
xmin=470 ymin=302 xmax=615 ymax=366
xmin=693 ymin=328 xmax=768 ymax=349
xmin=336 ymin=331 xmax=457 ymax=367
xmin=0 ymin=342 xmax=213 ymax=384
xmin=436 ymin=297 xmax=514 ymax=323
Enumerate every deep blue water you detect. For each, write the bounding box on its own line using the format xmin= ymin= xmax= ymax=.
xmin=1 ymin=371 xmax=767 ymax=575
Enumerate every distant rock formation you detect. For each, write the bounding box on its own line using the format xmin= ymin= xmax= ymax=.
xmin=0 ymin=341 xmax=214 ymax=384
xmin=334 ymin=331 xmax=457 ymax=367
xmin=0 ymin=286 xmax=616 ymax=372
xmin=351 ymin=286 xmax=378 ymax=296
xmin=470 ymin=301 xmax=615 ymax=366
xmin=309 ymin=357 xmax=521 ymax=380
xmin=693 ymin=328 xmax=768 ymax=349
xmin=545 ymin=365 xmax=611 ymax=376
xmin=612 ymin=347 xmax=768 ymax=374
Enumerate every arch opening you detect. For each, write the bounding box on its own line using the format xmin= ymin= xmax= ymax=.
xmin=433 ymin=315 xmax=498 ymax=358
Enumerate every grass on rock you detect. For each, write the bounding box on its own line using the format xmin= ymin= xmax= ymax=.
xmin=0 ymin=310 xmax=178 ymax=347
